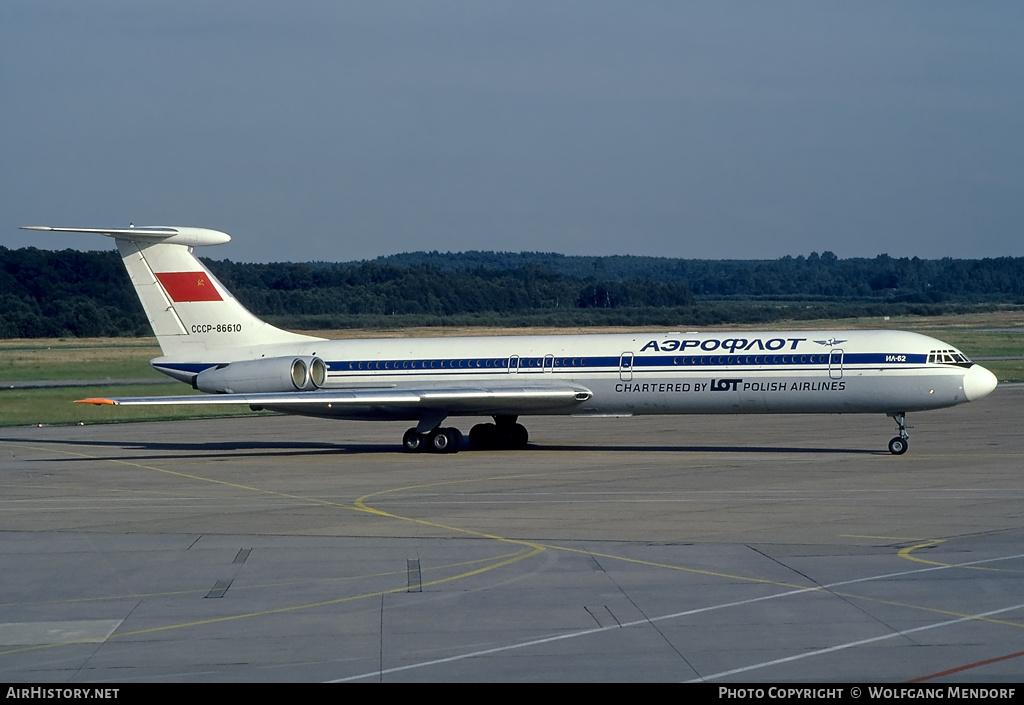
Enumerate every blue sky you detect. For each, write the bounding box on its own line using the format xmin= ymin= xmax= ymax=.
xmin=3 ymin=2 xmax=1022 ymax=263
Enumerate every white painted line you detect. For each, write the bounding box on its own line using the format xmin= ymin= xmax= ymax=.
xmin=328 ymin=550 xmax=1024 ymax=682
xmin=687 ymin=602 xmax=1024 ymax=682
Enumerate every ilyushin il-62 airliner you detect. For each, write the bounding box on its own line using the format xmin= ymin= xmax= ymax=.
xmin=23 ymin=225 xmax=998 ymax=455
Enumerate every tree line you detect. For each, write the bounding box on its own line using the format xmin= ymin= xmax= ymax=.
xmin=2 ymin=246 xmax=1022 ymax=338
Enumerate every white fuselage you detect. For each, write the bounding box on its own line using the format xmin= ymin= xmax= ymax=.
xmin=152 ymin=328 xmax=992 ymax=421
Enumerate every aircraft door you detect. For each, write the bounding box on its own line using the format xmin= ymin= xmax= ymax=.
xmin=543 ymin=354 xmax=554 ymax=373
xmin=508 ymin=355 xmax=520 ymax=374
xmin=828 ymin=349 xmax=844 ymax=380
xmin=619 ymin=352 xmax=634 ymax=381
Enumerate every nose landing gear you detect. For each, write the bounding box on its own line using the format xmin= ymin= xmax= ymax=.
xmin=886 ymin=412 xmax=912 ymax=455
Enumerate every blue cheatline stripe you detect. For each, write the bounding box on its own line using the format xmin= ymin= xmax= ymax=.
xmin=326 ymin=352 xmax=925 ymax=372
xmin=155 ymin=352 xmax=933 ymax=378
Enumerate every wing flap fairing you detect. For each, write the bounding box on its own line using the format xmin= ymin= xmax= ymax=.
xmin=76 ymin=386 xmax=592 ymax=415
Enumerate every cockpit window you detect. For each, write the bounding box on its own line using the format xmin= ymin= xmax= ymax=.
xmin=928 ymin=349 xmax=972 ymax=367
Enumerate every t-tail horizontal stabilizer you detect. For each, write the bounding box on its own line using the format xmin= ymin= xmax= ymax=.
xmin=20 ymin=225 xmax=231 ymax=247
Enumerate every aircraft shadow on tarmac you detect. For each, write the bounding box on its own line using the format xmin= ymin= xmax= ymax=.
xmin=3 ymin=436 xmax=879 ymax=458
xmin=534 ymin=443 xmax=878 ymax=454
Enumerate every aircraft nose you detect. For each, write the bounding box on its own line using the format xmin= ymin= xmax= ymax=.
xmin=963 ymin=364 xmax=998 ymax=401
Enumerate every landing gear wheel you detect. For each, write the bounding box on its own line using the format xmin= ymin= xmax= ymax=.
xmin=509 ymin=423 xmax=528 ymax=449
xmin=430 ymin=427 xmax=461 ymax=454
xmin=888 ymin=437 xmax=908 ymax=455
xmin=404 ymin=427 xmax=462 ymax=453
xmin=886 ymin=412 xmax=912 ymax=455
xmin=430 ymin=430 xmax=450 ymax=453
xmin=402 ymin=428 xmax=424 ymax=453
xmin=470 ymin=423 xmax=497 ymax=449
xmin=470 ymin=421 xmax=528 ymax=450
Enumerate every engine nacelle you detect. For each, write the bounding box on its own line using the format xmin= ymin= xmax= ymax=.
xmin=194 ymin=356 xmax=327 ymax=394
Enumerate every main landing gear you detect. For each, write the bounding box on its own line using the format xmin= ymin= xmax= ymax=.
xmin=401 ymin=415 xmax=529 ymax=453
xmin=886 ymin=412 xmax=912 ymax=455
xmin=469 ymin=416 xmax=529 ymax=451
xmin=402 ymin=427 xmax=462 ymax=454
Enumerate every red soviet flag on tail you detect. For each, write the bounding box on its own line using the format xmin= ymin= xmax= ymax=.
xmin=154 ymin=272 xmax=223 ymax=302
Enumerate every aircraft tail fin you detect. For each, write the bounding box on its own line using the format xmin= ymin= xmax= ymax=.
xmin=21 ymin=226 xmax=322 ymax=357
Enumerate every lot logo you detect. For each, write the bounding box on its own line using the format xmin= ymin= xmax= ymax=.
xmin=710 ymin=379 xmax=742 ymax=392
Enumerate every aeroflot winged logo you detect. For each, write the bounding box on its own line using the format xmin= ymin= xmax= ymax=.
xmin=155 ymin=272 xmax=223 ymax=302
xmin=813 ymin=338 xmax=848 ymax=347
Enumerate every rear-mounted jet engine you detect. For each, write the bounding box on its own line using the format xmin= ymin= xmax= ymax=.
xmin=194 ymin=356 xmax=326 ymax=394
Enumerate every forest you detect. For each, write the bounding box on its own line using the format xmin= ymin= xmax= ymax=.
xmin=2 ymin=246 xmax=1023 ymax=338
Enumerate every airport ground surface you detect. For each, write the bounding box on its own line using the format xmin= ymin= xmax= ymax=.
xmin=1 ymin=388 xmax=1022 ymax=683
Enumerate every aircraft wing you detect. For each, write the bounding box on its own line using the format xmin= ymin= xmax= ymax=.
xmin=77 ymin=385 xmax=592 ymax=416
